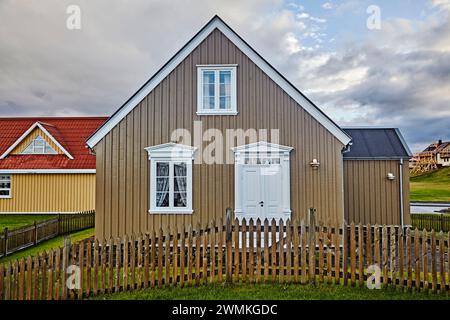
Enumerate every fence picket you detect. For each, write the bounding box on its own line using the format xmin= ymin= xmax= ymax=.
xmin=342 ymin=222 xmax=348 ymax=286
xmin=350 ymin=223 xmax=356 ymax=286
xmin=318 ymin=223 xmax=324 ymax=283
xmin=389 ymin=227 xmax=396 ymax=288
xmin=151 ymin=230 xmax=156 ymax=288
xmin=234 ymin=218 xmax=240 ymax=283
xmin=366 ymin=224 xmax=372 ymax=266
xmin=242 ymin=219 xmax=247 ymax=283
xmin=423 ymin=229 xmax=429 ymax=292
xmin=286 ymin=219 xmax=292 ymax=284
xmin=293 ymin=219 xmax=299 ymax=284
xmin=46 ymin=251 xmax=53 ymax=300
xmin=431 ymin=230 xmax=437 ymax=293
xmin=19 ymin=257 xmax=25 ymax=300
xmin=158 ymin=228 xmax=163 ymax=288
xmin=202 ymin=224 xmax=207 ymax=285
xmin=13 ymin=259 xmax=18 ymax=300
xmin=406 ymin=227 xmax=413 ymax=290
xmin=218 ymin=218 xmax=223 ymax=283
xmin=85 ymin=240 xmax=91 ymax=296
xmin=263 ymin=219 xmax=269 ymax=282
xmin=129 ymin=236 xmax=135 ymax=290
xmin=0 ymin=264 xmax=3 ymax=300
xmin=382 ymin=226 xmax=388 ymax=288
xmin=54 ymin=249 xmax=60 ymax=300
xmin=5 ymin=262 xmax=11 ymax=300
xmin=93 ymin=239 xmax=99 ymax=295
xmin=248 ymin=219 xmax=254 ymax=283
xmin=279 ymin=219 xmax=284 ymax=283
xmin=78 ymin=241 xmax=84 ymax=298
xmin=334 ymin=224 xmax=341 ymax=285
xmin=256 ymin=219 xmax=262 ymax=283
xmin=166 ymin=227 xmax=172 ymax=287
xmin=187 ymin=225 xmax=193 ymax=287
xmin=358 ymin=224 xmax=364 ymax=287
xmin=210 ymin=220 xmax=215 ymax=284
xmin=108 ymin=237 xmax=114 ymax=292
xmin=398 ymin=228 xmax=404 ymax=289
xmin=137 ymin=234 xmax=143 ymax=290
xmin=326 ymin=226 xmax=332 ymax=284
xmin=301 ymin=220 xmax=307 ymax=284
xmin=271 ymin=219 xmax=277 ymax=282
xmin=196 ymin=223 xmax=201 ymax=286
xmin=173 ymin=227 xmax=178 ymax=287
xmin=180 ymin=225 xmax=185 ymax=287
xmin=439 ymin=232 xmax=445 ymax=293
xmin=115 ymin=237 xmax=121 ymax=293
xmin=414 ymin=229 xmax=421 ymax=291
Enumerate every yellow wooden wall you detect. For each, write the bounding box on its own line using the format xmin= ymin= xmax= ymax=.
xmin=0 ymin=174 xmax=95 ymax=213
xmin=11 ymin=127 xmax=64 ymax=154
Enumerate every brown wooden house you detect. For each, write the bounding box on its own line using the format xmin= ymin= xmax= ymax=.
xmin=86 ymin=16 xmax=412 ymax=239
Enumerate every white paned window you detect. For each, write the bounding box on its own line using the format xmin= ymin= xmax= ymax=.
xmin=197 ymin=65 xmax=237 ymax=115
xmin=145 ymin=143 xmax=196 ymax=214
xmin=21 ymin=135 xmax=57 ymax=155
xmin=0 ymin=175 xmax=11 ymax=198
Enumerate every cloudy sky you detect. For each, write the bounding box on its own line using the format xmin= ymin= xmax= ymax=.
xmin=1 ymin=0 xmax=449 ymax=152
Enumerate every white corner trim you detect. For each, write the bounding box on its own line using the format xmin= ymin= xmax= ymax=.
xmin=0 ymin=169 xmax=96 ymax=174
xmin=0 ymin=122 xmax=74 ymax=160
xmin=86 ymin=17 xmax=351 ymax=148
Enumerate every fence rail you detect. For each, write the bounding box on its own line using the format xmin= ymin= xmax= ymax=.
xmin=411 ymin=213 xmax=450 ymax=233
xmin=0 ymin=208 xmax=449 ymax=300
xmin=0 ymin=211 xmax=95 ymax=258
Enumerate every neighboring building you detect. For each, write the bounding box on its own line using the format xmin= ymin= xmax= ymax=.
xmin=410 ymin=139 xmax=450 ymax=173
xmin=86 ymin=16 xmax=412 ymax=239
xmin=0 ymin=117 xmax=107 ymax=214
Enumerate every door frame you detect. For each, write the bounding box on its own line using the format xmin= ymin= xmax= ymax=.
xmin=232 ymin=141 xmax=293 ymax=222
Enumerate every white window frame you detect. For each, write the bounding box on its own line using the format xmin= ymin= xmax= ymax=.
xmin=197 ymin=64 xmax=238 ymax=115
xmin=21 ymin=135 xmax=57 ymax=155
xmin=0 ymin=175 xmax=12 ymax=199
xmin=145 ymin=143 xmax=196 ymax=214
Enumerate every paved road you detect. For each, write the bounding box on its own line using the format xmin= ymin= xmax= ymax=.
xmin=411 ymin=202 xmax=450 ymax=214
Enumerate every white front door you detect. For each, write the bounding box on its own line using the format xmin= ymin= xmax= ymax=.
xmin=242 ymin=164 xmax=283 ymax=221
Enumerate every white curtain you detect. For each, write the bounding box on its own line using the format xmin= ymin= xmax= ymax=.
xmin=174 ymin=164 xmax=187 ymax=206
xmin=156 ymin=163 xmax=169 ymax=207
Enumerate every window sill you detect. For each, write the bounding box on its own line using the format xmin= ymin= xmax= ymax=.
xmin=196 ymin=111 xmax=238 ymax=116
xmin=149 ymin=209 xmax=193 ymax=215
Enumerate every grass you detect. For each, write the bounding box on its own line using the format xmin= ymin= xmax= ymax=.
xmin=91 ymin=283 xmax=450 ymax=300
xmin=0 ymin=214 xmax=57 ymax=230
xmin=0 ymin=228 xmax=94 ymax=264
xmin=411 ymin=167 xmax=450 ymax=202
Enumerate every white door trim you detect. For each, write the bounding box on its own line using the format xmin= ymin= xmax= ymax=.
xmin=232 ymin=141 xmax=293 ymax=222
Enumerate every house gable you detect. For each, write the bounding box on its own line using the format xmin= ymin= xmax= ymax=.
xmin=10 ymin=126 xmax=64 ymax=155
xmin=0 ymin=122 xmax=73 ymax=160
xmin=87 ymin=15 xmax=351 ymax=148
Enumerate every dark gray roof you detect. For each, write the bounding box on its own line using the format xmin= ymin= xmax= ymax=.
xmin=343 ymin=128 xmax=412 ymax=159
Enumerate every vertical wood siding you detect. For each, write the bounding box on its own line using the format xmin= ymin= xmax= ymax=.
xmin=343 ymin=160 xmax=410 ymax=225
xmin=11 ymin=127 xmax=64 ymax=155
xmin=0 ymin=174 xmax=95 ymax=213
xmin=94 ymin=29 xmax=345 ymax=239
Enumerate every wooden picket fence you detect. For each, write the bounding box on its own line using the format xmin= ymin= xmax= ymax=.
xmin=0 ymin=211 xmax=95 ymax=258
xmin=0 ymin=208 xmax=449 ymax=300
xmin=412 ymin=214 xmax=450 ymax=233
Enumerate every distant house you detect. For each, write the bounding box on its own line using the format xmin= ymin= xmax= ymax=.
xmin=0 ymin=117 xmax=107 ymax=214
xmin=411 ymin=139 xmax=450 ymax=173
xmin=86 ymin=16 xmax=412 ymax=239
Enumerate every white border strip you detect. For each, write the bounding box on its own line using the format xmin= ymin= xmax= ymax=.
xmin=86 ymin=17 xmax=351 ymax=148
xmin=0 ymin=122 xmax=74 ymax=160
xmin=0 ymin=169 xmax=95 ymax=174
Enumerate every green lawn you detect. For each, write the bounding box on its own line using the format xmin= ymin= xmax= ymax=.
xmin=411 ymin=167 xmax=450 ymax=202
xmin=91 ymin=283 xmax=449 ymax=300
xmin=0 ymin=214 xmax=57 ymax=230
xmin=0 ymin=228 xmax=94 ymax=264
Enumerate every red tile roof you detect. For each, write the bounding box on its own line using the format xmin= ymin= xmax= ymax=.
xmin=0 ymin=117 xmax=108 ymax=170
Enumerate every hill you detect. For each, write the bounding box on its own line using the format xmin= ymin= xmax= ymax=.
xmin=410 ymin=167 xmax=450 ymax=202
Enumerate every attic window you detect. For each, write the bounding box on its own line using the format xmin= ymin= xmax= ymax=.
xmin=21 ymin=135 xmax=57 ymax=155
xmin=197 ymin=65 xmax=237 ymax=115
